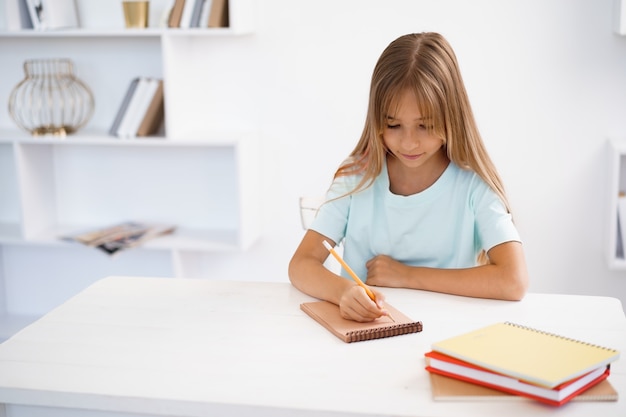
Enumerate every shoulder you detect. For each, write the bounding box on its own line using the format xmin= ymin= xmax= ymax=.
xmin=328 ymin=157 xmax=381 ymax=197
xmin=445 ymin=163 xmax=502 ymax=208
xmin=448 ymin=163 xmax=490 ymax=190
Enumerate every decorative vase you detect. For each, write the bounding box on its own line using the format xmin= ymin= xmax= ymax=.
xmin=8 ymin=59 xmax=94 ymax=136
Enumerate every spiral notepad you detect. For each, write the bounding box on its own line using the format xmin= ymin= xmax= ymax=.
xmin=431 ymin=322 xmax=620 ymax=389
xmin=300 ymin=300 xmax=422 ymax=343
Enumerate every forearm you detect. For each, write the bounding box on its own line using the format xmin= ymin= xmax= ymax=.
xmin=398 ymin=264 xmax=527 ymax=301
xmin=366 ymin=242 xmax=529 ymax=301
xmin=288 ymin=255 xmax=354 ymax=305
xmin=288 ymin=230 xmax=356 ymax=305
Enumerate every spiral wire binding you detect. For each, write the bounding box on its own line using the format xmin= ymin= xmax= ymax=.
xmin=504 ymin=322 xmax=618 ymax=352
xmin=346 ymin=321 xmax=423 ymax=343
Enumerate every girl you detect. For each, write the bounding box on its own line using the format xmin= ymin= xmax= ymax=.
xmin=288 ymin=32 xmax=528 ymax=322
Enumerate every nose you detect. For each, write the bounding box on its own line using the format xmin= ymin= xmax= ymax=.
xmin=401 ymin=128 xmax=421 ymax=150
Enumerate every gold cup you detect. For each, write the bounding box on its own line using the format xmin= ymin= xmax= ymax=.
xmin=122 ymin=1 xmax=149 ymax=28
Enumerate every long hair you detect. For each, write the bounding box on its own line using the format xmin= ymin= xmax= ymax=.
xmin=336 ymin=32 xmax=511 ymax=216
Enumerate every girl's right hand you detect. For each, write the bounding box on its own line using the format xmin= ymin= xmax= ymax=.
xmin=338 ymin=285 xmax=388 ymax=322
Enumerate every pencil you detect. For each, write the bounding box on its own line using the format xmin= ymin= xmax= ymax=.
xmin=322 ymin=240 xmax=395 ymax=322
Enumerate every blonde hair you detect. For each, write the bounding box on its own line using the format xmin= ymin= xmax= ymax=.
xmin=336 ymin=32 xmax=511 ymax=215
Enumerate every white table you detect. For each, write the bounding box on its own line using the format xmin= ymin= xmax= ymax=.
xmin=0 ymin=276 xmax=624 ymax=417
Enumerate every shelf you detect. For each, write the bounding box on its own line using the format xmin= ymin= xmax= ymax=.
xmin=0 ymin=27 xmax=253 ymax=38
xmin=0 ymin=28 xmax=163 ymax=38
xmin=0 ymin=128 xmax=254 ymax=147
xmin=0 ymin=224 xmax=242 ymax=252
xmin=0 ymin=0 xmax=260 ymax=339
xmin=0 ymin=0 xmax=255 ymax=37
xmin=607 ymin=137 xmax=626 ymax=270
xmin=0 ymin=130 xmax=260 ymax=252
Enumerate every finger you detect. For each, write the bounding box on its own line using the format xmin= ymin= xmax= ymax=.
xmin=372 ymin=291 xmax=386 ymax=308
xmin=340 ymin=298 xmax=380 ymax=322
xmin=365 ymin=254 xmax=382 ymax=269
xmin=341 ymin=286 xmax=386 ymax=321
xmin=356 ymin=294 xmax=387 ymax=320
xmin=345 ymin=299 xmax=381 ymax=322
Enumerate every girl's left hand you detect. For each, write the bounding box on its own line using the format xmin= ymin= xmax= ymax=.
xmin=365 ymin=255 xmax=408 ymax=287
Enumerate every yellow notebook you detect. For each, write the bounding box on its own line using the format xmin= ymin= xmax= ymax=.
xmin=431 ymin=322 xmax=620 ymax=389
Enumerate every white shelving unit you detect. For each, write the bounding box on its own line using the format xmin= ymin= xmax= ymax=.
xmin=615 ymin=0 xmax=626 ymax=35
xmin=0 ymin=0 xmax=259 ymax=339
xmin=607 ymin=138 xmax=626 ymax=270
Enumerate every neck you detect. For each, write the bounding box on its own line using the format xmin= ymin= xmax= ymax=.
xmin=386 ymin=149 xmax=449 ymax=196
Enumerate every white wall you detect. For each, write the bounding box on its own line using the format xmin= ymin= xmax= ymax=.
xmin=3 ymin=0 xmax=626 ymax=305
xmin=210 ymin=0 xmax=626 ymax=305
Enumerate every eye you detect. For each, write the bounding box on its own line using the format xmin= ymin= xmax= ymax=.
xmin=386 ymin=124 xmax=400 ymax=129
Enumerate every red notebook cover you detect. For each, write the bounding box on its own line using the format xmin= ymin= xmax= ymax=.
xmin=425 ymin=351 xmax=610 ymax=406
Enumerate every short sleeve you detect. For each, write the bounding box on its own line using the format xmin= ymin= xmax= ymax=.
xmin=472 ymin=182 xmax=521 ymax=252
xmin=309 ymin=173 xmax=359 ymax=245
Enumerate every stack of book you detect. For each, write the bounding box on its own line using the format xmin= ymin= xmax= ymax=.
xmin=62 ymin=222 xmax=176 ymax=256
xmin=168 ymin=0 xmax=228 ymax=29
xmin=109 ymin=77 xmax=165 ymax=139
xmin=424 ymin=322 xmax=620 ymax=406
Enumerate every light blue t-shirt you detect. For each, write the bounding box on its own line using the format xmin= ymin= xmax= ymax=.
xmin=310 ymin=160 xmax=521 ymax=281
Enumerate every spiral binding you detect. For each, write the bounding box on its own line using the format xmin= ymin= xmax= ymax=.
xmin=346 ymin=321 xmax=423 ymax=343
xmin=504 ymin=322 xmax=618 ymax=352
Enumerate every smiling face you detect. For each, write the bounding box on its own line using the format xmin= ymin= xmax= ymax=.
xmin=382 ymin=89 xmax=447 ymax=172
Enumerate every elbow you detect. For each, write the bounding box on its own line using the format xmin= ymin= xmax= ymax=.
xmin=488 ymin=241 xmax=529 ymax=301
xmin=503 ymin=270 xmax=529 ymax=301
xmin=288 ymin=255 xmax=305 ymax=290
xmin=287 ymin=256 xmax=298 ymax=286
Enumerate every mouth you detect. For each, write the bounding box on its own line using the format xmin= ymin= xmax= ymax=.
xmin=400 ymin=152 xmax=422 ymax=161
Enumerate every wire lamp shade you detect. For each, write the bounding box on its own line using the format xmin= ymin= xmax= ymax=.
xmin=8 ymin=59 xmax=94 ymax=136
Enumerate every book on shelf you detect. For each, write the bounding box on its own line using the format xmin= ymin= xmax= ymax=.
xmin=168 ymin=0 xmax=186 ymax=27
xmin=124 ymin=78 xmax=160 ymax=137
xmin=427 ymin=372 xmax=618 ymax=404
xmin=136 ymin=79 xmax=165 ymax=137
xmin=25 ymin=0 xmax=43 ymax=29
xmin=617 ymin=193 xmax=626 ymax=259
xmin=300 ymin=300 xmax=422 ymax=343
xmin=425 ymin=321 xmax=620 ymax=406
xmin=178 ymin=0 xmax=197 ymax=28
xmin=425 ymin=351 xmax=612 ymax=406
xmin=113 ymin=78 xmax=147 ymax=137
xmin=109 ymin=77 xmax=140 ymax=136
xmin=208 ymin=0 xmax=228 ymax=27
xmin=189 ymin=0 xmax=206 ymax=28
xmin=198 ymin=0 xmax=212 ymax=27
xmin=5 ymin=0 xmax=34 ymax=30
xmin=167 ymin=0 xmax=227 ymax=29
xmin=115 ymin=77 xmax=150 ymax=138
xmin=25 ymin=0 xmax=79 ymax=30
xmin=110 ymin=77 xmax=165 ymax=138
xmin=62 ymin=222 xmax=176 ymax=256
